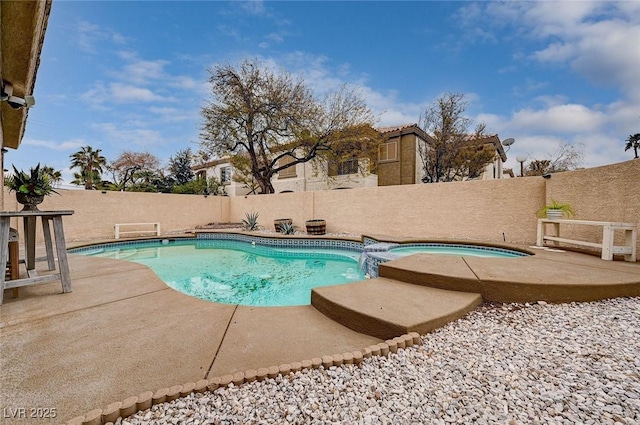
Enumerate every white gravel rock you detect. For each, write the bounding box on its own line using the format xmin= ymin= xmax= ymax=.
xmin=124 ymin=297 xmax=640 ymax=424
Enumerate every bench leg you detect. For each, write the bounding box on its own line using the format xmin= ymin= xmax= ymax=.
xmin=625 ymin=228 xmax=637 ymax=262
xmin=536 ymin=220 xmax=544 ymax=246
xmin=601 ymin=225 xmax=614 ymax=261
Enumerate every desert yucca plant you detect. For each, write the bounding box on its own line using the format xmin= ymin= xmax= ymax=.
xmin=242 ymin=211 xmax=261 ymax=231
xmin=278 ymin=222 xmax=297 ymax=235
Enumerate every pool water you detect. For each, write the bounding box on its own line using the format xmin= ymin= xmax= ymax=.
xmin=389 ymin=244 xmax=526 ymax=258
xmin=79 ymin=240 xmax=364 ymax=306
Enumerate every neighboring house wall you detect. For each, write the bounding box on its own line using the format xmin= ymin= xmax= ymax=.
xmin=377 ymin=126 xmax=509 ymax=184
xmin=273 ymin=158 xmax=377 ymax=193
xmin=377 ymin=124 xmax=429 ymax=186
xmin=193 ymin=159 xmax=252 ymax=197
xmin=194 ymin=125 xmax=509 ymax=196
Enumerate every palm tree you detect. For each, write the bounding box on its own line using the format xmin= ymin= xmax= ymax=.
xmin=625 ymin=133 xmax=640 ymax=159
xmin=40 ymin=165 xmax=63 ymax=188
xmin=69 ymin=146 xmax=107 ymax=189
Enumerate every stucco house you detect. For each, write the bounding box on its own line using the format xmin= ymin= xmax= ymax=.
xmin=0 ymin=0 xmax=51 ymax=210
xmin=193 ymin=123 xmax=510 ymax=195
xmin=377 ymin=124 xmax=509 ymax=185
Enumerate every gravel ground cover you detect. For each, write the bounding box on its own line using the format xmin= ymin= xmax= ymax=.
xmin=122 ymin=297 xmax=640 ymax=425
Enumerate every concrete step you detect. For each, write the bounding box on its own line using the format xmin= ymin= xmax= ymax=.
xmin=311 ymin=277 xmax=482 ymax=340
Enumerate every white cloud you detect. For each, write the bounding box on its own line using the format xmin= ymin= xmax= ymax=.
xmin=23 ymin=138 xmax=87 ymax=151
xmin=511 ymin=104 xmax=606 ymax=134
xmin=148 ymin=107 xmax=199 ymax=123
xmin=76 ymin=21 xmax=127 ymax=54
xmin=92 ymin=123 xmax=165 ymax=151
xmin=81 ymin=82 xmax=167 ymax=107
xmin=110 ymin=83 xmax=166 ymax=103
xmin=113 ymin=58 xmax=169 ymax=86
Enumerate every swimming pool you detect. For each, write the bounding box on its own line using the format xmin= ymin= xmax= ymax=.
xmin=71 ymin=238 xmax=364 ymax=307
xmin=389 ymin=243 xmax=527 ymax=258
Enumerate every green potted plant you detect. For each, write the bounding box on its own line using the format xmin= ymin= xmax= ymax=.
xmin=3 ymin=163 xmax=58 ymax=211
xmin=537 ymin=199 xmax=576 ymax=220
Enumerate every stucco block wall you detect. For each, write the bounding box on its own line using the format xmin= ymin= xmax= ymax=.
xmin=312 ymin=177 xmax=544 ymax=243
xmin=544 ymin=159 xmax=640 ymax=253
xmin=2 ymin=160 xmax=636 ymax=255
xmin=2 ymin=189 xmax=226 ymax=242
xmin=229 ymin=191 xmax=310 ymax=231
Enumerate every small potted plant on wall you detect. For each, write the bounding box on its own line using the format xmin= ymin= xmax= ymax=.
xmin=537 ymin=199 xmax=576 ymax=220
xmin=3 ymin=163 xmax=58 ymax=211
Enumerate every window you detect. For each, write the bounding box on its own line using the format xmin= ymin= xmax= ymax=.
xmin=329 ymin=158 xmax=361 ymax=176
xmin=195 ymin=170 xmax=207 ymax=180
xmin=379 ymin=141 xmax=398 ymax=162
xmin=278 ymin=156 xmax=297 ymax=178
xmin=220 ymin=167 xmax=232 ymax=183
xmin=336 ymin=159 xmax=359 ymax=175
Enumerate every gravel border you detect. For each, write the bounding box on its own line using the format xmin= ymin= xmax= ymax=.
xmin=98 ymin=298 xmax=640 ymax=425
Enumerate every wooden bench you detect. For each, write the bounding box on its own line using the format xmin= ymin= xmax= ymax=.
xmin=536 ymin=219 xmax=637 ymax=262
xmin=114 ymin=222 xmax=161 ymax=239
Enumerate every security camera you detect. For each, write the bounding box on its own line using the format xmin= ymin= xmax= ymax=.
xmin=24 ymin=95 xmax=36 ymax=107
xmin=5 ymin=95 xmax=36 ymax=109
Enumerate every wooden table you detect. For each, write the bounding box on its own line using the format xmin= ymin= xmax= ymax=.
xmin=0 ymin=210 xmax=74 ymax=305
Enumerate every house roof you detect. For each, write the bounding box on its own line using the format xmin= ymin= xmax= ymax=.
xmin=1 ymin=0 xmax=52 ymax=149
xmin=460 ymin=134 xmax=508 ymax=162
xmin=192 ymin=157 xmax=232 ymax=171
xmin=376 ymin=123 xmax=432 ymax=142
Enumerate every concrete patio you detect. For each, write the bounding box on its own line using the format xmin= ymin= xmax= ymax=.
xmin=1 ymin=239 xmax=639 ymax=424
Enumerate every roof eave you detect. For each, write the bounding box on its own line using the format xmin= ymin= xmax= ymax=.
xmin=1 ymin=0 xmax=52 ymax=150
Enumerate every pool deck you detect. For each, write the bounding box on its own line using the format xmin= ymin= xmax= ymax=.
xmin=1 ymin=237 xmax=639 ymax=424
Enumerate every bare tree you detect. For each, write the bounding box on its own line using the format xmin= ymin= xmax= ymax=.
xmin=525 ymin=143 xmax=584 ymax=176
xmin=199 ymin=59 xmax=381 ymax=194
xmin=419 ymin=93 xmax=496 ymax=183
xmin=107 ymin=151 xmax=160 ymax=190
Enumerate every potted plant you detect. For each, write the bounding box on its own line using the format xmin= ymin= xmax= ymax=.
xmin=305 ymin=219 xmax=326 ymax=235
xmin=274 ymin=218 xmax=293 ymax=232
xmin=4 ymin=163 xmax=58 ymax=211
xmin=537 ymin=199 xmax=576 ymax=220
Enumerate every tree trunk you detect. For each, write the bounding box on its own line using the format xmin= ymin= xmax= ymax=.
xmin=256 ymin=174 xmax=275 ymax=194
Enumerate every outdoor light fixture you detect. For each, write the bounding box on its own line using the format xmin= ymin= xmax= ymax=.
xmin=1 ymin=80 xmax=36 ymax=109
xmin=542 ymin=173 xmax=552 ymax=179
xmin=516 ymin=155 xmax=527 ymax=177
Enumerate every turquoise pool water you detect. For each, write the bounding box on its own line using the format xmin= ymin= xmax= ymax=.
xmin=75 ymin=239 xmax=364 ymax=306
xmin=389 ymin=244 xmax=527 ymax=258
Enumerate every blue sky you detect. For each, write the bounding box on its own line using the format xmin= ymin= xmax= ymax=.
xmin=9 ymin=1 xmax=640 ymax=187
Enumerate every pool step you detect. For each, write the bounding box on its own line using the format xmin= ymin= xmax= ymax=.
xmin=378 ymin=254 xmax=482 ymax=293
xmin=311 ymin=277 xmax=482 ymax=340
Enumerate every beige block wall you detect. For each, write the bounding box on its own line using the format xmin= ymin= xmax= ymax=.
xmin=2 ymin=188 xmax=227 ymax=242
xmin=312 ymin=177 xmax=544 ymax=243
xmin=544 ymin=159 xmax=640 ymax=253
xmin=2 ymin=160 xmax=637 ymax=255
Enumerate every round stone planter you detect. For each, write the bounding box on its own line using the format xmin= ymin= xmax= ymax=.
xmin=305 ymin=219 xmax=326 ymax=235
xmin=16 ymin=193 xmax=44 ymax=211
